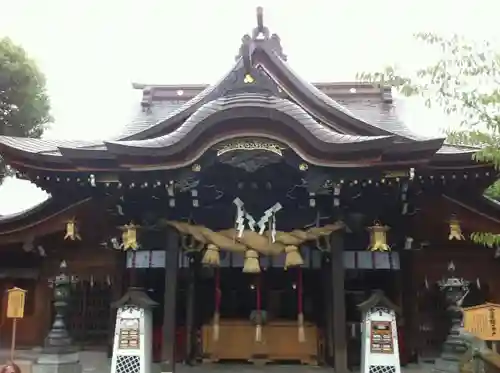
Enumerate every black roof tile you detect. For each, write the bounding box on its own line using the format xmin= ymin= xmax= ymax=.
xmin=104 ymin=93 xmax=394 ymax=157
xmin=0 ymin=8 xmax=477 ymax=166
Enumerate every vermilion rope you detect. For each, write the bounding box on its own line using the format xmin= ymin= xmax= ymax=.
xmin=256 ymin=275 xmax=261 ymax=312
xmin=298 ymin=267 xmax=303 ymax=314
xmin=215 ymin=268 xmax=221 ymax=312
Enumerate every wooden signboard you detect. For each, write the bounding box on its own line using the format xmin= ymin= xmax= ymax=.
xmin=6 ymin=287 xmax=26 ymax=319
xmin=463 ymin=303 xmax=500 ymax=341
xmin=4 ymin=287 xmax=27 ymax=366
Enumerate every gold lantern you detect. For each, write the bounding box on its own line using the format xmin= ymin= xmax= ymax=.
xmin=121 ymin=222 xmax=140 ymax=250
xmin=367 ymin=221 xmax=391 ymax=252
xmin=64 ymin=218 xmax=81 ymax=240
xmin=448 ymin=215 xmax=465 ymax=240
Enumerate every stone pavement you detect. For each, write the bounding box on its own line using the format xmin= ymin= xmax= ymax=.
xmin=0 ymin=350 xmax=430 ymax=373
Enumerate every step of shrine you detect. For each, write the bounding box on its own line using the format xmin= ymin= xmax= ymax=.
xmin=0 ymin=350 xmax=429 ymax=373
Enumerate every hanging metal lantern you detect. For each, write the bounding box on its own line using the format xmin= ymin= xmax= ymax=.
xmin=367 ymin=221 xmax=391 ymax=252
xmin=64 ymin=218 xmax=81 ymax=241
xmin=448 ymin=214 xmax=465 ymax=241
xmin=121 ymin=222 xmax=140 ymax=250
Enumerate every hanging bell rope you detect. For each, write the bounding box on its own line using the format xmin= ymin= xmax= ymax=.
xmin=284 ymin=245 xmax=304 ymax=269
xmin=213 ymin=268 xmax=221 ymax=341
xmin=448 ymin=215 xmax=465 ymax=240
xmin=367 ymin=221 xmax=391 ymax=252
xmin=243 ymin=249 xmax=260 ymax=273
xmin=202 ymin=244 xmax=221 ymax=266
xmin=297 ymin=267 xmax=305 ymax=342
xmin=64 ymin=218 xmax=81 ymax=241
xmin=199 ymin=226 xmax=246 ymax=267
xmin=273 ymin=230 xmax=305 ymax=269
xmin=121 ymin=223 xmax=140 ymax=250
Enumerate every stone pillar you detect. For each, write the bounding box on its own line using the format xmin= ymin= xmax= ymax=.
xmin=33 ymin=261 xmax=81 ymax=373
xmin=160 ymin=228 xmax=179 ymax=373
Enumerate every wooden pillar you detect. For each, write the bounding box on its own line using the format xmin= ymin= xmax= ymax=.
xmin=330 ymin=230 xmax=348 ymax=373
xmin=108 ymin=251 xmax=126 ymax=357
xmin=400 ymin=250 xmax=415 ymax=362
xmin=185 ymin=252 xmax=200 ymax=364
xmin=161 ymin=228 xmax=179 ymax=373
xmin=322 ymin=256 xmax=334 ymax=363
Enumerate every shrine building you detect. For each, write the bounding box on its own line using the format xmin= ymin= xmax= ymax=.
xmin=0 ymin=7 xmax=499 ymax=372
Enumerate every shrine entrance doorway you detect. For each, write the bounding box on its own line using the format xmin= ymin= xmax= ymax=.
xmin=200 ymin=265 xmax=324 ymax=365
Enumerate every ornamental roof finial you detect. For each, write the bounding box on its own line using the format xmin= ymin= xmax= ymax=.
xmin=256 ymin=7 xmax=264 ymax=33
xmin=235 ymin=7 xmax=287 ymax=61
xmin=252 ymin=7 xmax=269 ymax=40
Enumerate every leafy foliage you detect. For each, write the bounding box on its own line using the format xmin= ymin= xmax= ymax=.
xmin=357 ymin=33 xmax=500 ymax=246
xmin=0 ymin=37 xmax=51 ymax=180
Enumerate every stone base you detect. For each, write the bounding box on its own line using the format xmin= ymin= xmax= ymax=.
xmin=32 ymin=353 xmax=81 ymax=373
xmin=432 ymin=357 xmax=460 ymax=373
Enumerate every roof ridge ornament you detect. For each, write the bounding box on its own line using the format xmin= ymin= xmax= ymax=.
xmin=252 ymin=7 xmax=269 ymax=40
xmin=235 ymin=7 xmax=287 ymax=64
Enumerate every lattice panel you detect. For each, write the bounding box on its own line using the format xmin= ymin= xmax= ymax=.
xmin=417 ymin=289 xmax=449 ymax=360
xmin=115 ymin=355 xmax=140 ymax=373
xmin=67 ymin=280 xmax=112 ymax=345
xmin=368 ymin=365 xmax=396 ymax=373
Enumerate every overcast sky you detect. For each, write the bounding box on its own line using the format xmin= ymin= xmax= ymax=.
xmin=0 ymin=0 xmax=498 ymax=215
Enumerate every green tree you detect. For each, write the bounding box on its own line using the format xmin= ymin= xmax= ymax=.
xmin=0 ymin=37 xmax=51 ymax=179
xmin=356 ymin=33 xmax=500 ymax=247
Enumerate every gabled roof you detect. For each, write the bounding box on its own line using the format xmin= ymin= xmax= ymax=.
xmin=0 ymin=7 xmax=479 ymax=172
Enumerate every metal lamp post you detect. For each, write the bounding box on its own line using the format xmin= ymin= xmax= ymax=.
xmin=43 ymin=260 xmax=78 ymax=353
xmin=433 ymin=262 xmax=470 ymax=373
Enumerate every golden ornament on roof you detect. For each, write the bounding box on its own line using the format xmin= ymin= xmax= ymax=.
xmin=448 ymin=215 xmax=465 ymax=241
xmin=64 ymin=218 xmax=81 ymax=241
xmin=121 ymin=222 xmax=140 ymax=250
xmin=367 ymin=221 xmax=391 ymax=252
xmin=243 ymin=73 xmax=255 ymax=84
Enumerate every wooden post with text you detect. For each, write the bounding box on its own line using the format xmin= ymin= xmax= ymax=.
xmin=5 ymin=287 xmax=26 ymax=368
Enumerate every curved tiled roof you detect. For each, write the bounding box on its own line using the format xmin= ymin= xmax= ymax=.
xmin=104 ymin=93 xmax=394 ymax=156
xmin=117 ymin=59 xmax=244 ymax=141
xmin=0 ymin=8 xmax=480 ymax=170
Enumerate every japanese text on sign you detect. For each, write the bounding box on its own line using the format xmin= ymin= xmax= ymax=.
xmin=6 ymin=287 xmax=27 ymax=319
xmin=463 ymin=303 xmax=500 ymax=341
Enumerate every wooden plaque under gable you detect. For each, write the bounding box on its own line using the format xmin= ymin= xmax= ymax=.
xmin=463 ymin=302 xmax=500 ymax=341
